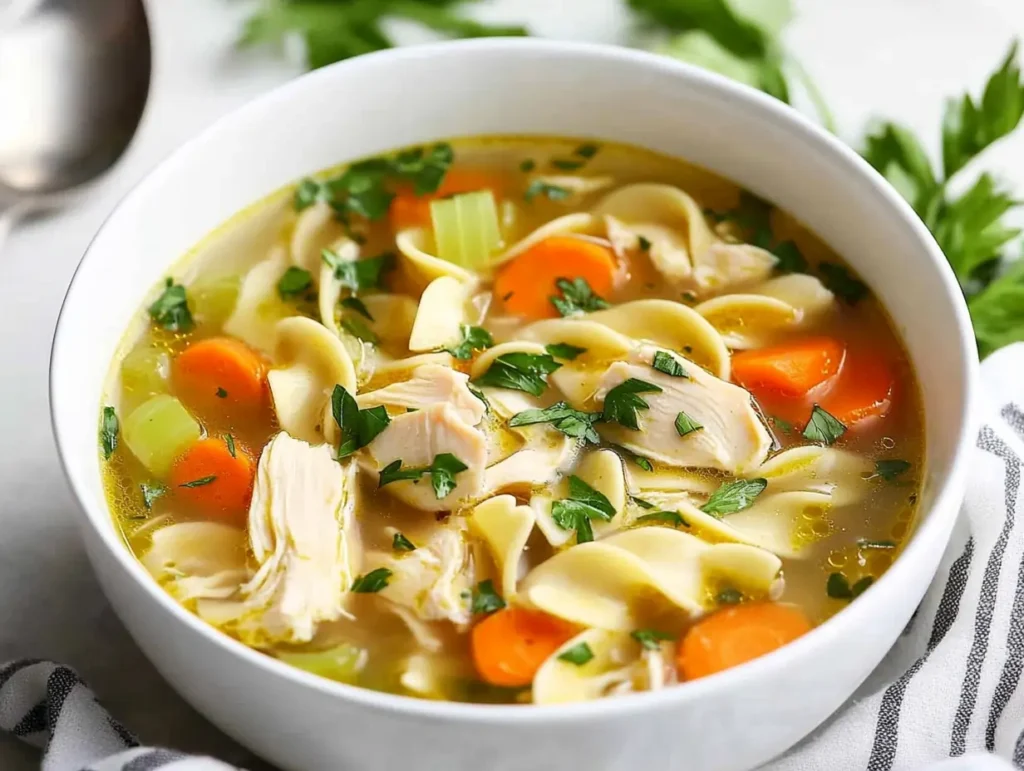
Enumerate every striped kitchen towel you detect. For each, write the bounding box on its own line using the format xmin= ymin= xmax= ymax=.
xmin=4 ymin=347 xmax=1024 ymax=771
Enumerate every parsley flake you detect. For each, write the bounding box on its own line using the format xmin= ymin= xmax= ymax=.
xmin=509 ymin=402 xmax=601 ymax=444
xmin=631 ymin=629 xmax=675 ymax=650
xmin=558 ymin=642 xmax=594 ymax=666
xmin=351 ymin=568 xmax=392 ymax=593
xmin=545 ymin=342 xmax=587 ymax=361
xmin=100 ymin=406 xmax=119 ymax=460
xmin=471 ymin=579 xmax=506 ymax=615
xmin=341 ymin=315 xmax=380 ymax=345
xmin=332 ymin=385 xmax=391 ymax=459
xmin=180 ymin=475 xmax=217 ymax=488
xmin=819 ymin=262 xmax=869 ymax=304
xmin=140 ymin=482 xmax=166 ymax=510
xmin=148 ymin=279 xmax=194 ymax=332
xmin=525 ymin=181 xmax=571 ymax=202
xmin=447 ymin=325 xmax=494 ymax=360
xmin=473 ymin=352 xmax=561 ymax=396
xmin=827 ymin=573 xmax=874 ymax=600
xmin=377 ymin=453 xmax=469 ymax=499
xmin=636 ymin=510 xmax=690 ymax=528
xmin=277 ymin=266 xmax=313 ymax=299
xmin=675 ymin=411 xmax=703 ymax=437
xmin=702 ymin=478 xmax=768 ymax=517
xmin=225 ymin=434 xmax=237 ymax=458
xmin=550 ymin=277 xmax=610 ymax=317
xmin=392 ymin=532 xmax=416 ymax=552
xmin=551 ymin=475 xmax=616 ymax=544
xmin=322 ymin=249 xmax=395 ymax=293
xmin=875 ymin=459 xmax=912 ymax=481
xmin=652 ymin=351 xmax=689 ymax=378
xmin=341 ymin=296 xmax=374 ymax=320
xmin=803 ymin=405 xmax=847 ymax=445
xmin=602 ymin=378 xmax=662 ymax=430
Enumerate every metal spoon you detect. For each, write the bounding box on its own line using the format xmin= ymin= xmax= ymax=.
xmin=0 ymin=0 xmax=150 ymax=245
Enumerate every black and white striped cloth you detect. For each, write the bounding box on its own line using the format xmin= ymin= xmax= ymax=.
xmin=5 ymin=348 xmax=1024 ymax=771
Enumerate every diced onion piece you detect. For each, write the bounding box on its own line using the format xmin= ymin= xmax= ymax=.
xmin=120 ymin=346 xmax=169 ymax=400
xmin=430 ymin=191 xmax=501 ymax=269
xmin=191 ymin=275 xmax=241 ymax=327
xmin=123 ymin=394 xmax=202 ymax=476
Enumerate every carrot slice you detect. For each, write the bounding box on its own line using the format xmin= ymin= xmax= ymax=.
xmin=169 ymin=438 xmax=255 ymax=525
xmin=173 ymin=337 xmax=267 ymax=416
xmin=494 ymin=236 xmax=617 ymax=320
xmin=677 ymin=603 xmax=812 ymax=681
xmin=732 ymin=337 xmax=845 ymax=398
xmin=389 ymin=169 xmax=504 ymax=231
xmin=821 ymin=349 xmax=895 ymax=426
xmin=471 ymin=607 xmax=578 ymax=687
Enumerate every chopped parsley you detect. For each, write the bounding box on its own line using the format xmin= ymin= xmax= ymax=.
xmin=525 ymin=181 xmax=571 ymax=202
xmin=875 ymin=459 xmax=912 ymax=481
xmin=322 ymin=249 xmax=395 ymax=293
xmin=473 ymin=352 xmax=561 ymax=396
xmin=717 ymin=588 xmax=744 ymax=605
xmin=773 ymin=241 xmax=809 ymax=274
xmin=652 ymin=351 xmax=688 ymax=378
xmin=636 ymin=510 xmax=690 ymax=528
xmin=377 ymin=453 xmax=469 ymax=499
xmin=519 ymin=159 xmax=536 ymax=173
xmin=99 ymin=406 xmax=119 ymax=460
xmin=630 ymin=495 xmax=655 ymax=509
xmin=277 ymin=266 xmax=313 ymax=299
xmin=392 ymin=532 xmax=416 ymax=552
xmin=216 ymin=387 xmax=228 ymax=399
xmin=351 ymin=568 xmax=392 ymax=593
xmin=225 ymin=434 xmax=237 ymax=458
xmin=508 ymin=402 xmax=601 ymax=444
xmin=602 ymin=378 xmax=662 ymax=430
xmin=545 ymin=342 xmax=587 ymax=361
xmin=180 ymin=475 xmax=217 ymax=488
xmin=802 ymin=405 xmax=847 ymax=445
xmin=471 ymin=579 xmax=506 ymax=615
xmin=558 ymin=642 xmax=594 ymax=666
xmin=827 ymin=573 xmax=874 ymax=600
xmin=468 ymin=384 xmax=489 ymax=411
xmin=148 ymin=279 xmax=194 ymax=332
xmin=551 ymin=159 xmax=585 ymax=171
xmin=631 ymin=629 xmax=675 ymax=650
xmin=575 ymin=143 xmax=600 ymax=159
xmin=551 ymin=475 xmax=616 ymax=544
xmin=446 ymin=325 xmax=494 ymax=360
xmin=332 ymin=385 xmax=391 ymax=459
xmin=702 ymin=478 xmax=768 ymax=517
xmin=341 ymin=315 xmax=380 ymax=345
xmin=550 ymin=277 xmax=610 ymax=317
xmin=615 ymin=445 xmax=654 ymax=472
xmin=294 ymin=178 xmax=322 ymax=211
xmin=341 ymin=296 xmax=374 ymax=320
xmin=140 ymin=482 xmax=166 ymax=510
xmin=674 ymin=411 xmax=703 ymax=437
xmin=819 ymin=262 xmax=869 ymax=304
xmin=771 ymin=415 xmax=794 ymax=433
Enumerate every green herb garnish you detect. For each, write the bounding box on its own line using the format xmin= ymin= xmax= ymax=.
xmin=717 ymin=587 xmax=743 ymax=605
xmin=322 ymin=249 xmax=395 ymax=293
xmin=180 ymin=475 xmax=217 ymax=488
xmin=447 ymin=325 xmax=494 ymax=360
xmin=602 ymin=378 xmax=663 ymax=430
xmin=471 ymin=579 xmax=506 ymax=615
xmin=377 ymin=453 xmax=469 ymax=499
xmin=509 ymin=402 xmax=601 ymax=444
xmin=551 ymin=159 xmax=585 ymax=171
xmin=674 ymin=411 xmax=703 ymax=437
xmin=148 ymin=279 xmax=194 ymax=332
xmin=351 ymin=568 xmax=392 ymax=593
xmin=341 ymin=316 xmax=380 ymax=345
xmin=827 ymin=573 xmax=874 ymax=600
xmin=473 ymin=352 xmax=561 ymax=396
xmin=100 ymin=406 xmax=119 ymax=460
xmin=216 ymin=387 xmax=228 ymax=399
xmin=637 ymin=235 xmax=652 ymax=252
xmin=875 ymin=459 xmax=912 ymax=481
xmin=636 ymin=510 xmax=690 ymax=528
xmin=858 ymin=539 xmax=897 ymax=551
xmin=277 ymin=266 xmax=313 ymax=299
xmin=819 ymin=262 xmax=869 ymax=304
xmin=630 ymin=495 xmax=655 ymax=509
xmin=545 ymin=342 xmax=587 ymax=361
xmin=392 ymin=532 xmax=416 ymax=552
xmin=558 ymin=642 xmax=594 ymax=665
xmin=575 ymin=143 xmax=600 ymax=159
xmin=803 ymin=405 xmax=847 ymax=445
xmin=519 ymin=159 xmax=536 ymax=173
xmin=550 ymin=277 xmax=610 ymax=317
xmin=615 ymin=445 xmax=654 ymax=472
xmin=332 ymin=385 xmax=391 ymax=459
xmin=551 ymin=475 xmax=616 ymax=544
xmin=225 ymin=434 xmax=236 ymax=458
xmin=525 ymin=181 xmax=571 ymax=202
xmin=652 ymin=351 xmax=688 ymax=378
xmin=341 ymin=296 xmax=374 ymax=320
xmin=140 ymin=482 xmax=166 ymax=510
xmin=702 ymin=477 xmax=767 ymax=516
xmin=631 ymin=629 xmax=675 ymax=650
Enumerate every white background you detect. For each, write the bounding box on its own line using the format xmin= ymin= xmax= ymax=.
xmin=2 ymin=0 xmax=1024 ymax=768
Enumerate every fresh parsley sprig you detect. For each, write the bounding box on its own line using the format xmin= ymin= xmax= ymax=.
xmin=551 ymin=475 xmax=617 ymax=544
xmin=378 ymin=453 xmax=469 ymax=499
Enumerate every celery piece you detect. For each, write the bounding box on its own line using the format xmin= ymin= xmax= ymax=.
xmin=191 ymin=275 xmax=241 ymax=327
xmin=120 ymin=346 xmax=169 ymax=400
xmin=123 ymin=395 xmax=201 ymax=476
xmin=430 ymin=190 xmax=501 ymax=269
xmin=278 ymin=643 xmax=366 ymax=684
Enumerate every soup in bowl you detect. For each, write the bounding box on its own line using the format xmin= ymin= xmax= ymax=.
xmin=52 ymin=40 xmax=975 ymax=771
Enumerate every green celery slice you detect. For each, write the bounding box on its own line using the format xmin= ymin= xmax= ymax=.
xmin=430 ymin=190 xmax=501 ymax=269
xmin=190 ymin=275 xmax=241 ymax=327
xmin=120 ymin=346 xmax=169 ymax=401
xmin=123 ymin=394 xmax=202 ymax=476
xmin=278 ymin=643 xmax=365 ymax=684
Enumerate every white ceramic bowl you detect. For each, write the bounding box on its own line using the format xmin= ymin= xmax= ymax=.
xmin=51 ymin=39 xmax=978 ymax=771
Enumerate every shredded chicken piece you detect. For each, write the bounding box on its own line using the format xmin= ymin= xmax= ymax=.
xmin=595 ymin=346 xmax=771 ymax=474
xmin=356 ymin=364 xmax=485 ymax=426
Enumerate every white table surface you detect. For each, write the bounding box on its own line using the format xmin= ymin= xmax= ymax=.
xmin=2 ymin=1 xmax=1024 ymax=768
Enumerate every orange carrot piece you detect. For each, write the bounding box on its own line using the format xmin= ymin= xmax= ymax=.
xmin=389 ymin=169 xmax=504 ymax=231
xmin=677 ymin=603 xmax=812 ymax=681
xmin=494 ymin=236 xmax=617 ymax=320
xmin=471 ymin=607 xmax=578 ymax=687
xmin=732 ymin=337 xmax=845 ymax=399
xmin=169 ymin=438 xmax=255 ymax=525
xmin=173 ymin=337 xmax=267 ymax=415
xmin=821 ymin=349 xmax=895 ymax=426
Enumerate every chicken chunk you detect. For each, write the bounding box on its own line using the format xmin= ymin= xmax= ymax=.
xmin=356 ymin=364 xmax=486 ymax=426
xmin=237 ymin=432 xmax=360 ymax=645
xmin=595 ymin=347 xmax=771 ymax=474
xmin=365 ymin=402 xmax=488 ymax=511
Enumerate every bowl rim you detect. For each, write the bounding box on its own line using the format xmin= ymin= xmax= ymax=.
xmin=50 ymin=37 xmax=979 ymax=725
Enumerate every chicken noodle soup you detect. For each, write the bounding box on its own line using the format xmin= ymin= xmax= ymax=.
xmin=100 ymin=137 xmax=923 ymax=704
